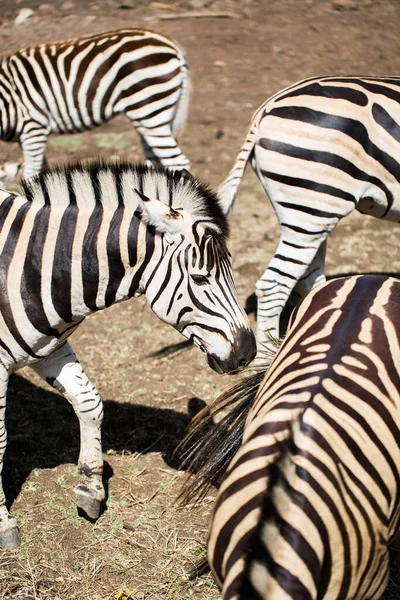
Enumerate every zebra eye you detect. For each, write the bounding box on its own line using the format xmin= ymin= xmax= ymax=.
xmin=191 ymin=274 xmax=209 ymax=285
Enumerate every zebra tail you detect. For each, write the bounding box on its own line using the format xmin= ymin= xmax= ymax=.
xmin=172 ymin=59 xmax=191 ymax=138
xmin=217 ymin=108 xmax=261 ymax=215
xmin=238 ymin=424 xmax=304 ymax=598
xmin=177 ymin=367 xmax=266 ymax=505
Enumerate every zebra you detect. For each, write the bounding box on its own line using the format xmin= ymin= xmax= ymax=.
xmin=218 ymin=75 xmax=400 ymax=361
xmin=0 ymin=160 xmax=256 ymax=550
xmin=0 ymin=28 xmax=190 ymax=180
xmin=180 ymin=274 xmax=400 ymax=599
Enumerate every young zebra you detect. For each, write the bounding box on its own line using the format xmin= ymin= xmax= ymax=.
xmin=0 ymin=161 xmax=256 ymax=549
xmin=181 ymin=274 xmax=400 ymax=599
xmin=0 ymin=28 xmax=190 ymax=179
xmin=218 ymin=76 xmax=400 ymax=360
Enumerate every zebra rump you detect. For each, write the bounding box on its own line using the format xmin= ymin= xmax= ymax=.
xmin=217 ymin=75 xmax=400 ymax=360
xmin=181 ymin=274 xmax=400 ymax=600
xmin=0 ymin=28 xmax=190 ymax=179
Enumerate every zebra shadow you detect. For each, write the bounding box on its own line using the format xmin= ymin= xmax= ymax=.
xmin=6 ymin=376 xmax=400 ymax=594
xmin=4 ymin=373 xmax=205 ymax=507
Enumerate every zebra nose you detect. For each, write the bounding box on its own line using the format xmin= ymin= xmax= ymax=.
xmin=233 ymin=327 xmax=257 ymax=369
xmin=205 ymin=328 xmax=256 ymax=374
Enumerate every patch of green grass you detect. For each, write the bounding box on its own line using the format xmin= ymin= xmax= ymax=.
xmin=120 ymin=464 xmax=140 ymax=476
xmin=48 ymin=135 xmax=85 ymax=152
xmin=94 ymin=132 xmax=133 ymax=151
xmin=58 ymin=501 xmax=82 ymax=527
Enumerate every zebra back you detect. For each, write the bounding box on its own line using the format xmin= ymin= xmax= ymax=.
xmin=218 ymin=74 xmax=400 ymax=216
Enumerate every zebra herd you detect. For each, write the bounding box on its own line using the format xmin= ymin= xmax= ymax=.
xmin=0 ymin=24 xmax=399 ymax=600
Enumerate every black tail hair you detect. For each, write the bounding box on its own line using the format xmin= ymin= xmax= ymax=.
xmin=178 ymin=368 xmax=266 ymax=505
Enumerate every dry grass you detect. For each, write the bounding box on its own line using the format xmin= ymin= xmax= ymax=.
xmin=1 ymin=0 xmax=400 ymax=597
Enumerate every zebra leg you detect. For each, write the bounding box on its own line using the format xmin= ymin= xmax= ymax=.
xmin=255 ymin=232 xmax=329 ymax=361
xmin=32 ymin=342 xmax=105 ymax=520
xmin=131 ymin=119 xmax=190 ymax=170
xmin=19 ymin=123 xmax=50 ymax=179
xmin=0 ymin=365 xmax=21 ymax=549
xmin=295 ymin=240 xmax=327 ymax=297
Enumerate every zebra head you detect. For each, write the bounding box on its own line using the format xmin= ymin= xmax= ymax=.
xmin=133 ymin=174 xmax=256 ymax=373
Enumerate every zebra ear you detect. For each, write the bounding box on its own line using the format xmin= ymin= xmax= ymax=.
xmin=132 ymin=188 xmax=185 ymax=235
xmin=178 ymin=168 xmax=194 ymax=185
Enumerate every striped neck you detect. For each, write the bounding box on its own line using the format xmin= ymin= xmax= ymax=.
xmin=0 ymin=188 xmax=162 ymax=330
xmin=44 ymin=200 xmax=160 ymax=322
xmin=5 ymin=161 xmax=228 ymax=332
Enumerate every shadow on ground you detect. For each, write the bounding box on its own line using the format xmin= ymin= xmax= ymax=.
xmin=4 ymin=375 xmax=400 ymax=594
xmin=4 ymin=373 xmax=206 ymax=507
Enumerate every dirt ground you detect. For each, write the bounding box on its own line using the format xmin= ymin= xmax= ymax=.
xmin=0 ymin=0 xmax=400 ymax=598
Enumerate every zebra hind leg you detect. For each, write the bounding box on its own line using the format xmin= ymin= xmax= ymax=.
xmin=295 ymin=240 xmax=327 ymax=298
xmin=33 ymin=342 xmax=105 ymax=520
xmin=131 ymin=118 xmax=191 ymax=171
xmin=0 ymin=365 xmax=21 ymax=549
xmin=255 ymin=232 xmax=329 ymax=362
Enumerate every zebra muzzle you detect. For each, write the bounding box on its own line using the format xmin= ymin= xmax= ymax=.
xmin=205 ymin=353 xmax=225 ymax=374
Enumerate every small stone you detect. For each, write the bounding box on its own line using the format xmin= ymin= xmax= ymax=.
xmin=213 ymin=60 xmax=226 ymax=67
xmin=215 ymin=129 xmax=224 ymax=139
xmin=331 ymin=0 xmax=357 ymax=9
xmin=38 ymin=3 xmax=58 ymax=13
xmin=187 ymin=0 xmax=214 ymax=8
xmin=14 ymin=7 xmax=34 ymax=25
xmin=61 ymin=0 xmax=75 ymax=10
xmin=82 ymin=14 xmax=96 ymax=23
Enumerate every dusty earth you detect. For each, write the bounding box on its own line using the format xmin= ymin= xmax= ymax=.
xmin=0 ymin=0 xmax=400 ymax=598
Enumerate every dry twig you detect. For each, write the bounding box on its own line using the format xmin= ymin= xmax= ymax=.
xmin=158 ymin=11 xmax=239 ymax=20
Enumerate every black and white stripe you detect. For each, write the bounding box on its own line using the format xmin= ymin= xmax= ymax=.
xmin=0 ymin=161 xmax=256 ymax=549
xmin=218 ymin=76 xmax=400 ymax=360
xmin=181 ymin=274 xmax=400 ymax=599
xmin=0 ymin=28 xmax=191 ymax=179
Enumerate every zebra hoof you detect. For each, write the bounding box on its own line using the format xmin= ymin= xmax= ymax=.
xmin=75 ymin=485 xmax=102 ymax=520
xmin=0 ymin=527 xmax=21 ymax=550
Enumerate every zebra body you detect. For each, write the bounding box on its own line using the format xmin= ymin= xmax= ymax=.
xmin=218 ymin=76 xmax=400 ymax=359
xmin=0 ymin=161 xmax=256 ymax=549
xmin=0 ymin=28 xmax=190 ymax=179
xmin=182 ymin=274 xmax=400 ymax=599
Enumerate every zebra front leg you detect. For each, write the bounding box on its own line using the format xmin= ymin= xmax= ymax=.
xmin=255 ymin=232 xmax=329 ymax=362
xmin=32 ymin=342 xmax=105 ymax=520
xmin=0 ymin=365 xmax=20 ymax=549
xmin=19 ymin=123 xmax=50 ymax=179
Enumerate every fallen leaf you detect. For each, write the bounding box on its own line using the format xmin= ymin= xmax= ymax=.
xmin=115 ymin=590 xmax=134 ymax=600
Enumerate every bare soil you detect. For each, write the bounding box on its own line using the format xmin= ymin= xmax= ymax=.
xmin=0 ymin=0 xmax=400 ymax=598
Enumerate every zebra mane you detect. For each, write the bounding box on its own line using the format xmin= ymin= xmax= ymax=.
xmin=20 ymin=161 xmax=229 ymax=238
